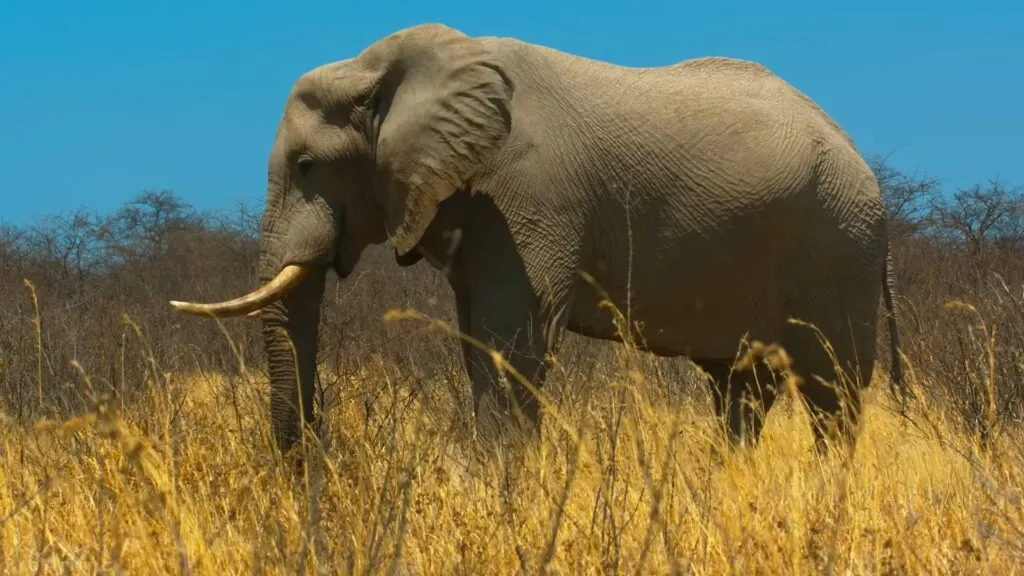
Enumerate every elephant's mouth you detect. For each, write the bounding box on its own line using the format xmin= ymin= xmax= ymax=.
xmin=333 ymin=244 xmax=358 ymax=279
xmin=168 ymin=264 xmax=310 ymax=318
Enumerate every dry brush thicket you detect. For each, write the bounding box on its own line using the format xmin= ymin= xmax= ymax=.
xmin=1 ymin=158 xmax=1024 ymax=573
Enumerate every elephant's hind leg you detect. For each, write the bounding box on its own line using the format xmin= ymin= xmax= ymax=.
xmin=695 ymin=357 xmax=780 ymax=448
xmin=783 ymin=297 xmax=878 ymax=451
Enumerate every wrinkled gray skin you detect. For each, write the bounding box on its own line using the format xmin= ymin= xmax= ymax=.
xmin=185 ymin=23 xmax=904 ymax=453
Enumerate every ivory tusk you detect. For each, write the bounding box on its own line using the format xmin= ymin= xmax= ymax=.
xmin=169 ymin=264 xmax=309 ymax=318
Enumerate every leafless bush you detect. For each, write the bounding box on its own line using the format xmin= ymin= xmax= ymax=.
xmin=870 ymin=154 xmax=1024 ymax=438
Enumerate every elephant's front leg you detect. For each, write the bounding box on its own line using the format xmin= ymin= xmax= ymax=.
xmin=463 ymin=283 xmax=569 ymax=446
xmin=453 ymin=287 xmax=478 ymax=385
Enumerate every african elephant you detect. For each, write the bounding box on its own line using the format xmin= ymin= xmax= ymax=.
xmin=169 ymin=23 xmax=903 ymax=454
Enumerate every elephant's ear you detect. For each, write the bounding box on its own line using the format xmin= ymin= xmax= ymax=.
xmin=372 ymin=25 xmax=514 ymax=255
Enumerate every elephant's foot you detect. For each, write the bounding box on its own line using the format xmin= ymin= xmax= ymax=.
xmin=473 ymin=391 xmax=540 ymax=447
xmin=466 ymin=378 xmax=542 ymax=478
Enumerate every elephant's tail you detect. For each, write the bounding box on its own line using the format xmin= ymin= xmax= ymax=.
xmin=882 ymin=239 xmax=908 ymax=408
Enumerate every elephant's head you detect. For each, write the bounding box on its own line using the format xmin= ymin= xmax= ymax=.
xmin=168 ymin=23 xmax=515 ymax=452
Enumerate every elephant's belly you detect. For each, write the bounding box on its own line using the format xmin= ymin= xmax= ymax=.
xmin=567 ymin=268 xmax=792 ymax=361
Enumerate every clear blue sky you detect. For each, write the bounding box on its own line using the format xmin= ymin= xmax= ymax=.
xmin=1 ymin=0 xmax=1021 ymax=224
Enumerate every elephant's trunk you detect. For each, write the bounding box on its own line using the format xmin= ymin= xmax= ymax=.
xmin=259 ymin=264 xmax=328 ymax=452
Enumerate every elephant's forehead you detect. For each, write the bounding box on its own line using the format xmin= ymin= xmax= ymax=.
xmin=274 ymin=102 xmax=320 ymax=149
xmin=283 ymin=104 xmax=319 ymax=134
xmin=271 ymin=106 xmax=352 ymax=167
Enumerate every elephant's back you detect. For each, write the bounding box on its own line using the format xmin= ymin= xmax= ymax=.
xmin=488 ymin=39 xmax=862 ymax=162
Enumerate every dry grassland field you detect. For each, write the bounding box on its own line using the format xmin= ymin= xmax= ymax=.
xmin=3 ymin=356 xmax=1024 ymax=575
xmin=3 ymin=235 xmax=1024 ymax=575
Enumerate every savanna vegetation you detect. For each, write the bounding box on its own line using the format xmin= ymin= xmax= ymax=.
xmin=1 ymin=156 xmax=1023 ymax=573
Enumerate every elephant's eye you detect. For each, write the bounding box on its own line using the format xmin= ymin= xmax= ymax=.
xmin=296 ymin=155 xmax=314 ymax=176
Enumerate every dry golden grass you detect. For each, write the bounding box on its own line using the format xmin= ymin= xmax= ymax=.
xmin=3 ymin=317 xmax=1024 ymax=576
